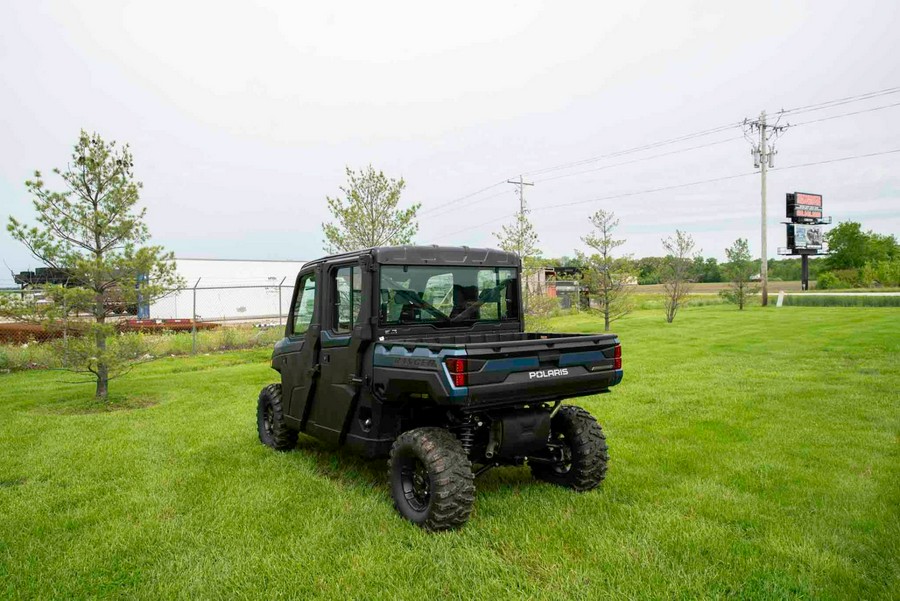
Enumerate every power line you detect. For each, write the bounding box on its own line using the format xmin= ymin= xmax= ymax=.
xmin=532 ymin=136 xmax=743 ymax=184
xmin=522 ymin=122 xmax=743 ymax=178
xmin=425 ymin=187 xmax=512 ymax=219
xmin=420 ymin=123 xmax=744 ymax=216
xmin=771 ymin=147 xmax=900 ymax=171
xmin=420 ymin=85 xmax=900 ymax=223
xmin=788 ymin=101 xmax=900 ymax=127
xmin=535 ymin=172 xmax=758 ymax=212
xmin=428 ymin=147 xmax=900 ymax=241
xmin=538 ymin=147 xmax=900 ymax=213
xmin=430 ymin=213 xmax=515 ymax=242
xmin=776 ymin=85 xmax=900 ymax=116
xmin=418 ymin=180 xmax=507 ymax=216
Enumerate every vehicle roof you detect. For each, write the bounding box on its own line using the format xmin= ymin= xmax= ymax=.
xmin=304 ymin=245 xmax=520 ymax=268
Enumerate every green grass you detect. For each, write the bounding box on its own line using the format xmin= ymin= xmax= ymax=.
xmin=1 ymin=305 xmax=898 ymax=599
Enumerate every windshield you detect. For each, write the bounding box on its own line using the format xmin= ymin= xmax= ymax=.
xmin=379 ymin=265 xmax=519 ymax=325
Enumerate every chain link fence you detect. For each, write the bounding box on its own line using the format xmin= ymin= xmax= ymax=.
xmin=149 ymin=283 xmax=294 ymax=326
xmin=0 ymin=284 xmax=295 ymax=369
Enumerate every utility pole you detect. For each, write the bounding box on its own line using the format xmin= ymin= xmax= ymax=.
xmin=506 ymin=175 xmax=534 ymax=258
xmin=759 ymin=111 xmax=769 ymax=306
xmin=507 ymin=175 xmax=534 ymax=218
xmin=507 ymin=175 xmax=534 ymax=311
xmin=744 ymin=111 xmax=787 ymax=306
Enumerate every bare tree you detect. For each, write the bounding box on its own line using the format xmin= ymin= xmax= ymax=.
xmin=660 ymin=230 xmax=697 ymax=323
xmin=580 ymin=209 xmax=636 ymax=331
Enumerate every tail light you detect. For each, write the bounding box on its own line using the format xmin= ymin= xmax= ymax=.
xmin=613 ymin=345 xmax=622 ymax=370
xmin=445 ymin=357 xmax=468 ymax=387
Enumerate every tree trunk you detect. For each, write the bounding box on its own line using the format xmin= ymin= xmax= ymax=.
xmin=95 ymin=325 xmax=109 ymax=400
xmin=94 ymin=291 xmax=109 ymax=400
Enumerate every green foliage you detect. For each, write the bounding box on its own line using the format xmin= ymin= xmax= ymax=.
xmin=719 ymin=238 xmax=759 ymax=310
xmin=3 ymin=131 xmax=182 ymax=398
xmin=521 ymin=292 xmax=560 ymax=332
xmin=494 ymin=208 xmax=542 ymax=319
xmin=494 ymin=209 xmax=540 ymax=260
xmin=864 ymin=258 xmax=900 ymax=287
xmin=816 ymin=268 xmax=862 ymax=289
xmin=1 ymin=306 xmax=898 ymax=598
xmin=634 ymin=256 xmax=664 ymax=284
xmin=580 ymin=210 xmax=635 ymax=331
xmin=690 ymin=256 xmax=721 ymax=283
xmin=322 ymin=165 xmax=421 ymax=253
xmin=660 ymin=230 xmax=697 ymax=323
xmin=766 ymin=256 xmax=826 ymax=281
xmin=826 ymin=221 xmax=899 ymax=270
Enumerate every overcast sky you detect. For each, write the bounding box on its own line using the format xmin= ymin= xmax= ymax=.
xmin=1 ymin=0 xmax=898 ymax=283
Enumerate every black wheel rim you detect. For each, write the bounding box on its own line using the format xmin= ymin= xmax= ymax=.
xmin=399 ymin=456 xmax=431 ymax=512
xmin=263 ymin=403 xmax=275 ymax=437
xmin=552 ymin=433 xmax=573 ymax=474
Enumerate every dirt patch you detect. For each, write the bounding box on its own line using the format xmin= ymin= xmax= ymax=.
xmin=0 ymin=477 xmax=27 ymax=488
xmin=31 ymin=394 xmax=160 ymax=415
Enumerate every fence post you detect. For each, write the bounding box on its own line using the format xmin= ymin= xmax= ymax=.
xmin=278 ymin=277 xmax=286 ymax=326
xmin=191 ymin=278 xmax=201 ymax=354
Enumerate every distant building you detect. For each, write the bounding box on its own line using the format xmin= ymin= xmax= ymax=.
xmin=149 ymin=258 xmax=307 ymax=321
xmin=527 ymin=266 xmax=590 ymax=309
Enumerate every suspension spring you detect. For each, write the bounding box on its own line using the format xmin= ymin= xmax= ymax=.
xmin=457 ymin=420 xmax=476 ymax=456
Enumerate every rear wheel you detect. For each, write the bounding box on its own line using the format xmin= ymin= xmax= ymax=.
xmin=388 ymin=427 xmax=475 ymax=531
xmin=531 ymin=405 xmax=608 ymax=491
xmin=257 ymin=384 xmax=297 ymax=451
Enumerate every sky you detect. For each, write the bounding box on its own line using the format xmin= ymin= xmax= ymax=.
xmin=1 ymin=0 xmax=899 ymax=285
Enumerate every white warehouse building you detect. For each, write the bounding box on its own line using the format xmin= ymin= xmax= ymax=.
xmin=148 ymin=258 xmax=307 ymax=322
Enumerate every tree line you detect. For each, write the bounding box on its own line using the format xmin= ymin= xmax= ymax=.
xmin=5 ymin=140 xmax=896 ymax=401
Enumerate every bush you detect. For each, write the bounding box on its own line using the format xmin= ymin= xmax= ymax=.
xmin=862 ymin=259 xmax=900 ymax=287
xmin=816 ymin=269 xmax=861 ymax=289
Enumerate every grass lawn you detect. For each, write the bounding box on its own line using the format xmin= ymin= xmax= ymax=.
xmin=1 ymin=305 xmax=898 ymax=599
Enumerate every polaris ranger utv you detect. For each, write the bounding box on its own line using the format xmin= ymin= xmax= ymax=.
xmin=257 ymin=246 xmax=622 ymax=530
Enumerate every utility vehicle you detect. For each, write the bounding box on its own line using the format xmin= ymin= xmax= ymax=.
xmin=257 ymin=246 xmax=622 ymax=530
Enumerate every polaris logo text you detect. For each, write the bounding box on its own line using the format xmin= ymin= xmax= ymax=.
xmin=528 ymin=368 xmax=569 ymax=379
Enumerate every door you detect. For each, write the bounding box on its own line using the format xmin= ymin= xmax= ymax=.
xmin=276 ymin=269 xmax=320 ymax=429
xmin=305 ymin=263 xmax=364 ymax=444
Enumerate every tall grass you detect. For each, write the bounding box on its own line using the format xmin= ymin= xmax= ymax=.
xmin=0 ymin=325 xmax=283 ymax=372
xmin=783 ymin=294 xmax=900 ymax=307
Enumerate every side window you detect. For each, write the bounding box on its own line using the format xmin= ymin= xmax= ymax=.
xmin=334 ymin=266 xmax=362 ymax=333
xmin=292 ymin=273 xmax=316 ymax=336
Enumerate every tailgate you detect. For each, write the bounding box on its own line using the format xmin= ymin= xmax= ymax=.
xmin=462 ymin=332 xmax=622 ymax=406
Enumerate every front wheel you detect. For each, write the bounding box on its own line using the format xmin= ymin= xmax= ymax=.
xmin=388 ymin=428 xmax=475 ymax=531
xmin=531 ymin=405 xmax=608 ymax=491
xmin=257 ymin=384 xmax=298 ymax=451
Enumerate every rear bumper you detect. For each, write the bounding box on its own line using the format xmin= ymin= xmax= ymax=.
xmin=466 ymin=367 xmax=623 ymax=408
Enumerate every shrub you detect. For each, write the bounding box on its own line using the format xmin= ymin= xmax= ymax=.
xmin=862 ymin=258 xmax=900 ymax=287
xmin=816 ymin=269 xmax=861 ymax=289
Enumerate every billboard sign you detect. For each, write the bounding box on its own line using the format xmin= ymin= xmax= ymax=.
xmin=786 ymin=192 xmax=823 ymax=222
xmin=787 ymin=224 xmax=824 ymax=250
